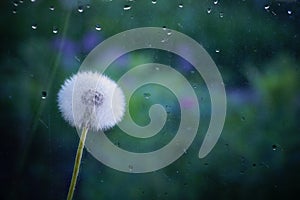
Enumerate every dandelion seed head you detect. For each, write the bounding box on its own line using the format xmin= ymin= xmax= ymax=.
xmin=58 ymin=71 xmax=125 ymax=131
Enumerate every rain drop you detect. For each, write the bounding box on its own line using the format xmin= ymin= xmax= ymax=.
xmin=49 ymin=6 xmax=55 ymax=11
xmin=19 ymin=0 xmax=24 ymax=3
xmin=144 ymin=93 xmax=151 ymax=99
xmin=178 ymin=3 xmax=183 ymax=8
xmin=123 ymin=5 xmax=131 ymax=10
xmin=13 ymin=1 xmax=18 ymax=7
xmin=86 ymin=4 xmax=91 ymax=9
xmin=215 ymin=49 xmax=220 ymax=53
xmin=128 ymin=165 xmax=133 ymax=172
xmin=41 ymin=91 xmax=47 ymax=99
xmin=272 ymin=144 xmax=277 ymax=151
xmin=264 ymin=5 xmax=270 ymax=10
xmin=52 ymin=26 xmax=58 ymax=34
xmin=183 ymin=148 xmax=187 ymax=154
xmin=288 ymin=10 xmax=292 ymax=15
xmin=162 ymin=26 xmax=167 ymax=30
xmin=31 ymin=0 xmax=36 ymax=2
xmin=31 ymin=24 xmax=37 ymax=30
xmin=95 ymin=24 xmax=102 ymax=31
xmin=12 ymin=8 xmax=17 ymax=14
xmin=213 ymin=0 xmax=218 ymax=5
xmin=151 ymin=0 xmax=157 ymax=4
xmin=167 ymin=30 xmax=172 ymax=35
xmin=219 ymin=12 xmax=224 ymax=18
xmin=78 ymin=6 xmax=84 ymax=13
xmin=207 ymin=7 xmax=212 ymax=14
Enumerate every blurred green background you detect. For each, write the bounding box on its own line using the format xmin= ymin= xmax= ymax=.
xmin=1 ymin=0 xmax=300 ymax=199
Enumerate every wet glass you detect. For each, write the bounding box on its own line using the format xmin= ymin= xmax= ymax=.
xmin=1 ymin=0 xmax=300 ymax=199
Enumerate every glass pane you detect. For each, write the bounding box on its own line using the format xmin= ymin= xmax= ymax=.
xmin=2 ymin=0 xmax=299 ymax=199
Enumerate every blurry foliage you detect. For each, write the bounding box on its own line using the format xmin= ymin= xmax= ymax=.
xmin=1 ymin=0 xmax=300 ymax=200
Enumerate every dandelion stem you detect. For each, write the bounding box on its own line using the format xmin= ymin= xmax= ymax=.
xmin=67 ymin=126 xmax=89 ymax=200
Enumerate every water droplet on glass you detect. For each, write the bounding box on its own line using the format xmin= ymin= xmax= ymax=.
xmin=13 ymin=1 xmax=18 ymax=7
xmin=162 ymin=26 xmax=167 ymax=30
xmin=167 ymin=30 xmax=172 ymax=35
xmin=128 ymin=165 xmax=133 ymax=172
xmin=264 ymin=5 xmax=270 ymax=10
xmin=115 ymin=141 xmax=120 ymax=147
xmin=52 ymin=26 xmax=58 ymax=34
xmin=12 ymin=8 xmax=17 ymax=14
xmin=78 ymin=6 xmax=84 ymax=13
xmin=31 ymin=24 xmax=37 ymax=30
xmin=155 ymin=67 xmax=160 ymax=71
xmin=178 ymin=3 xmax=183 ymax=8
xmin=144 ymin=93 xmax=151 ymax=99
xmin=272 ymin=144 xmax=277 ymax=151
xmin=95 ymin=24 xmax=102 ymax=31
xmin=177 ymin=22 xmax=183 ymax=28
xmin=86 ymin=4 xmax=91 ymax=9
xmin=219 ymin=12 xmax=224 ymax=18
xmin=123 ymin=5 xmax=131 ymax=10
xmin=41 ymin=91 xmax=47 ymax=99
xmin=207 ymin=7 xmax=212 ymax=14
xmin=74 ymin=56 xmax=81 ymax=63
xmin=213 ymin=0 xmax=218 ymax=5
xmin=152 ymin=0 xmax=157 ymax=4
xmin=288 ymin=10 xmax=292 ymax=15
xmin=19 ymin=0 xmax=24 ymax=3
xmin=215 ymin=49 xmax=220 ymax=53
xmin=49 ymin=6 xmax=55 ymax=11
xmin=31 ymin=0 xmax=36 ymax=2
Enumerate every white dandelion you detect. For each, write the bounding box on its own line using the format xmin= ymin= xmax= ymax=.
xmin=58 ymin=71 xmax=125 ymax=131
xmin=57 ymin=71 xmax=125 ymax=200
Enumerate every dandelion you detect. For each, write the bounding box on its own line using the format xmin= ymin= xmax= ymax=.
xmin=57 ymin=71 xmax=125 ymax=200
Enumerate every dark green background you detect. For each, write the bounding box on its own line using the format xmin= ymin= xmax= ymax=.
xmin=1 ymin=0 xmax=300 ymax=199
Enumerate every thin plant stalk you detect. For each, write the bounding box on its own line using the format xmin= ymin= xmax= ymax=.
xmin=67 ymin=126 xmax=89 ymax=200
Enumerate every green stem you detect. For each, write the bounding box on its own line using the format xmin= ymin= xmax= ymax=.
xmin=67 ymin=127 xmax=89 ymax=200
